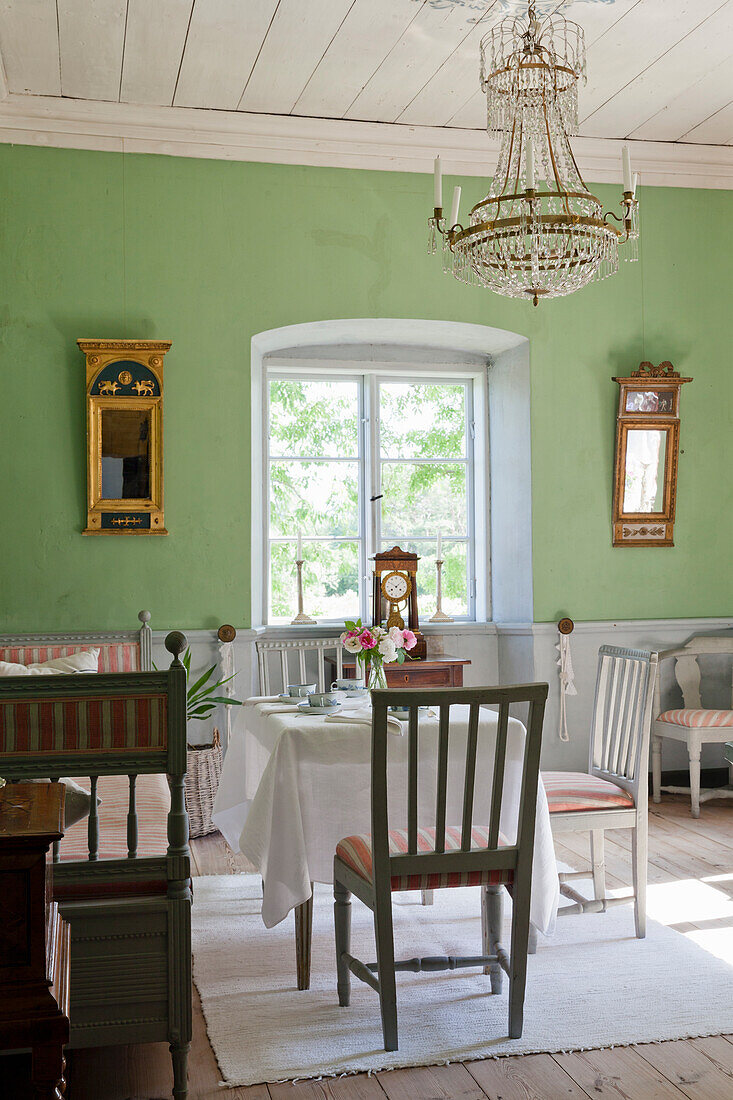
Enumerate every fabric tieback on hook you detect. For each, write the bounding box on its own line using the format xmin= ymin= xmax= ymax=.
xmin=556 ymin=619 xmax=577 ymax=742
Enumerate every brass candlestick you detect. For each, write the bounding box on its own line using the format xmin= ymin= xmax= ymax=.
xmin=429 ymin=559 xmax=453 ymax=623
xmin=291 ymin=560 xmax=316 ymax=625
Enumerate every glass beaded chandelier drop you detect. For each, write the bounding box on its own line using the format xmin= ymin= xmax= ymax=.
xmin=428 ymin=0 xmax=639 ymax=305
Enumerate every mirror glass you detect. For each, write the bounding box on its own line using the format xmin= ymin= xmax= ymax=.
xmin=625 ymin=390 xmax=675 ymax=414
xmin=623 ymin=429 xmax=667 ymax=513
xmin=101 ymin=409 xmax=151 ymax=499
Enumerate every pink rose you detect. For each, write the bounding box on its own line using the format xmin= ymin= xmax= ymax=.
xmin=402 ymin=629 xmax=417 ymax=651
xmin=359 ymin=629 xmax=377 ymax=650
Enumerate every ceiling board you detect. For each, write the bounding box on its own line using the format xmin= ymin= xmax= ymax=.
xmin=344 ymin=0 xmax=490 ymax=123
xmin=631 ymin=57 xmax=733 ymax=142
xmin=579 ymin=0 xmax=725 ymax=128
xmin=0 ymin=0 xmax=60 ymax=97
xmin=292 ymin=0 xmax=420 ymax=119
xmin=239 ymin=0 xmax=356 ymax=115
xmin=121 ymin=0 xmax=193 ymax=106
xmin=683 ymin=99 xmax=733 ymax=145
xmin=58 ymin=0 xmax=127 ymax=102
xmin=173 ymin=0 xmax=279 ymax=110
xmin=583 ymin=5 xmax=733 ymax=139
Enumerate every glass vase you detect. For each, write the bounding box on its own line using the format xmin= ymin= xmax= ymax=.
xmin=367 ymin=661 xmax=388 ymax=692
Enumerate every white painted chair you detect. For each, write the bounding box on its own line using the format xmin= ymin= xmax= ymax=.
xmin=542 ymin=645 xmax=658 ymax=939
xmin=256 ymin=636 xmax=343 ymax=695
xmin=653 ymin=636 xmax=733 ymax=817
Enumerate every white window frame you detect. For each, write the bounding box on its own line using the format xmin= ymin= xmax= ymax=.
xmin=261 ymin=358 xmax=490 ymax=627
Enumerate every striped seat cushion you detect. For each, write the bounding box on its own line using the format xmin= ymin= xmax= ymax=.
xmin=658 ymin=708 xmax=733 ymax=729
xmin=336 ymin=825 xmax=513 ymax=893
xmin=542 ymin=771 xmax=635 ymax=813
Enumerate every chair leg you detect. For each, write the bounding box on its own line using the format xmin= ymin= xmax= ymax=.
xmin=689 ymin=740 xmax=702 ymax=819
xmin=420 ymin=889 xmax=434 ymax=906
xmin=481 ymin=884 xmax=504 ymax=992
xmin=334 ymin=878 xmax=352 ymax=1007
xmin=170 ymin=1041 xmax=190 ymax=1100
xmin=631 ymin=820 xmax=647 ymax=939
xmin=590 ymin=829 xmax=607 ymax=906
xmin=651 ymin=735 xmax=662 ymax=804
xmin=373 ymin=884 xmax=398 ymax=1052
xmin=507 ymin=878 xmax=531 ymax=1039
xmin=527 ymin=924 xmax=538 ymax=954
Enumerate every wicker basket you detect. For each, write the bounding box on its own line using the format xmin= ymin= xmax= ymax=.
xmin=185 ymin=728 xmax=223 ymax=838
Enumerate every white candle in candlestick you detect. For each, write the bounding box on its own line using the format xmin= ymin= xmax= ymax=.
xmin=622 ymin=146 xmax=632 ymax=193
xmin=449 ymin=185 xmax=461 ymax=228
xmin=296 ymin=531 xmax=303 ymax=560
xmin=525 ymin=136 xmax=535 ymax=190
xmin=433 ymin=155 xmax=442 ymax=209
xmin=436 ymin=532 xmax=443 ymax=560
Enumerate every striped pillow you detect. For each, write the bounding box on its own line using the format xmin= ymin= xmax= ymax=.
xmin=658 ymin=708 xmax=733 ymax=729
xmin=336 ymin=824 xmax=513 ymax=893
xmin=542 ymin=771 xmax=634 ymax=813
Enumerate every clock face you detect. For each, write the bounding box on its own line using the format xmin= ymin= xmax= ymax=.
xmin=383 ymin=571 xmax=409 ymax=601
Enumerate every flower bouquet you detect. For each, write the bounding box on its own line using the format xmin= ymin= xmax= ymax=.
xmin=339 ymin=619 xmax=417 ymax=691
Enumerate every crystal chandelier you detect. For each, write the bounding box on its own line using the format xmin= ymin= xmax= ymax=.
xmin=428 ymin=0 xmax=639 ymax=305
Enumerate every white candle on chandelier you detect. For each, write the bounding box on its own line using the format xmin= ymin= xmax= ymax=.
xmin=525 ymin=135 xmax=535 ymax=190
xmin=622 ymin=146 xmax=632 ymax=193
xmin=296 ymin=530 xmax=303 ymax=561
xmin=433 ymin=155 xmax=442 ymax=209
xmin=436 ymin=532 xmax=443 ymax=560
xmin=449 ymin=185 xmax=461 ymax=228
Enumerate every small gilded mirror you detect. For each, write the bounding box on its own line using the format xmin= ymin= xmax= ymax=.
xmin=612 ymin=362 xmax=691 ymax=547
xmin=80 ymin=339 xmax=171 ymax=534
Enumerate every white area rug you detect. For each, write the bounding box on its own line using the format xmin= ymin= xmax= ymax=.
xmin=191 ymin=874 xmax=733 ymax=1087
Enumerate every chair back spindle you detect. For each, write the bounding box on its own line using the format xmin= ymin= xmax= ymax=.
xmin=590 ymin=646 xmax=658 ymax=802
xmin=88 ymin=776 xmax=99 ymax=860
xmin=127 ymin=774 xmax=138 ymax=859
xmin=370 ymin=684 xmax=548 ymax=889
xmin=256 ymin=637 xmax=345 ymax=695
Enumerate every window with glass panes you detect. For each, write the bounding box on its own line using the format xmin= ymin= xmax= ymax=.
xmin=266 ymin=371 xmax=477 ymax=624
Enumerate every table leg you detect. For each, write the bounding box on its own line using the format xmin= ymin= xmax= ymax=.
xmin=31 ymin=1042 xmax=65 ymax=1098
xmin=295 ymin=885 xmax=314 ymax=990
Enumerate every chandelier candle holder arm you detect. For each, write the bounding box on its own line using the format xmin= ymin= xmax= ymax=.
xmin=428 ymin=0 xmax=640 ymax=305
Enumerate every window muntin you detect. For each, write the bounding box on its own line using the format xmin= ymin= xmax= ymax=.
xmin=266 ymin=371 xmax=477 ymax=624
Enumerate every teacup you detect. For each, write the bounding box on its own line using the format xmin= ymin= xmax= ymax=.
xmin=287 ymin=683 xmax=316 ymax=698
xmin=331 ymin=677 xmax=365 ymax=695
xmin=345 ymin=683 xmax=368 ymax=698
xmin=308 ymin=691 xmax=339 ymax=708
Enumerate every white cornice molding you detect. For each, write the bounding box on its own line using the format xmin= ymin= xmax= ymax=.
xmin=0 ymin=93 xmax=731 ymax=189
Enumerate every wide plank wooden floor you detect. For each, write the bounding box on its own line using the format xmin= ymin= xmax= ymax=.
xmin=5 ymin=797 xmax=732 ymax=1099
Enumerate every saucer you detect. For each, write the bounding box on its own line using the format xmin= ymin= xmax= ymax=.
xmin=278 ymin=693 xmax=308 ymax=703
xmin=298 ymin=700 xmax=342 ymax=715
xmin=388 ymin=705 xmax=430 ymax=719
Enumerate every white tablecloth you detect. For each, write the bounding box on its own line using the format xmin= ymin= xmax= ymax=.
xmin=213 ymin=698 xmax=560 ymax=936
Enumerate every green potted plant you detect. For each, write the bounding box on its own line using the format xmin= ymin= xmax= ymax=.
xmin=180 ymin=648 xmax=242 ymax=838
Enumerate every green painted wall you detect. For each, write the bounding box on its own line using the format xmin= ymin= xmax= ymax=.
xmin=1 ymin=143 xmax=731 ymax=632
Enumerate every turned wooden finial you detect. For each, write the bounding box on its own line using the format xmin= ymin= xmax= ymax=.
xmin=165 ymin=631 xmax=188 ymax=666
xmin=138 ymin=609 xmax=152 ymax=624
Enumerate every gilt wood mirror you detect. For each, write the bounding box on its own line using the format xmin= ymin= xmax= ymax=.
xmin=80 ymin=339 xmax=171 ymax=535
xmin=611 ymin=362 xmax=691 ymax=547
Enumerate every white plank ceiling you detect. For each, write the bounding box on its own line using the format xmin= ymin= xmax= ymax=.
xmin=0 ymin=0 xmax=732 ymax=144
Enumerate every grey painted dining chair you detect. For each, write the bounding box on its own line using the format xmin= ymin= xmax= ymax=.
xmin=333 ymin=682 xmax=548 ymax=1052
xmin=542 ymin=644 xmax=658 ymax=938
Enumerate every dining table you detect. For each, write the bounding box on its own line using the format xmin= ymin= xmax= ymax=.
xmin=212 ymin=695 xmax=560 ymax=989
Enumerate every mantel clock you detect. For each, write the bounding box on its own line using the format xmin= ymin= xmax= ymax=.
xmin=80 ymin=339 xmax=171 ymax=535
xmin=611 ymin=361 xmax=691 ymax=547
xmin=372 ymin=546 xmax=427 ymax=659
